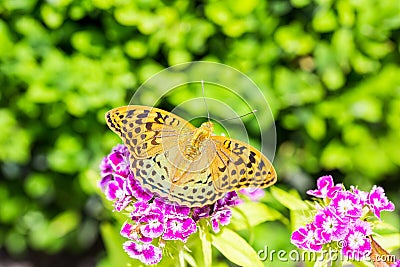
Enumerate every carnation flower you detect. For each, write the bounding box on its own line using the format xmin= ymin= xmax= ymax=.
xmin=306 ymin=175 xmax=342 ymax=199
xmin=331 ymin=191 xmax=363 ymax=218
xmin=291 ymin=222 xmax=323 ymax=252
xmin=99 ymin=144 xmax=243 ymax=265
xmin=239 ymin=188 xmax=265 ymax=201
xmin=368 ymin=185 xmax=395 ymax=219
xmin=291 ymin=175 xmax=396 ymax=262
xmin=341 ymin=219 xmax=372 ymax=260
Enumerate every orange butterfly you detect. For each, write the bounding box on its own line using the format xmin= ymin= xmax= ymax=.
xmin=106 ymin=106 xmax=276 ymax=207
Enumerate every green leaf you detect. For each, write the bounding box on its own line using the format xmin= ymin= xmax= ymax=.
xmin=183 ymin=251 xmax=198 ymax=267
xmin=100 ymin=223 xmax=134 ymax=266
xmin=290 ymin=209 xmax=315 ymax=230
xmin=270 ymin=187 xmax=309 ymax=210
xmin=231 ymin=202 xmax=288 ymax=230
xmin=199 ymin=220 xmax=212 ymax=267
xmin=212 ymin=228 xmax=263 ymax=267
xmin=373 ymin=233 xmax=400 ymax=252
xmin=48 ymin=211 xmax=80 ymax=238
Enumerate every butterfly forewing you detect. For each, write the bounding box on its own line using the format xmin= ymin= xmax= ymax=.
xmin=106 ymin=106 xmax=195 ymax=159
xmin=209 ymin=136 xmax=276 ymax=192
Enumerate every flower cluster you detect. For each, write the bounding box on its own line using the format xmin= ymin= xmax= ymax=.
xmin=99 ymin=144 xmax=242 ymax=265
xmin=291 ymin=175 xmax=395 ymax=261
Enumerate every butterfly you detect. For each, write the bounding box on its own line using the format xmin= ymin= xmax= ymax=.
xmin=105 ymin=105 xmax=277 ymax=207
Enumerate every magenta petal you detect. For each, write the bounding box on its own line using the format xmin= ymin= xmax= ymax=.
xmin=114 ymin=196 xmax=132 ymax=212
xmin=139 ymin=213 xmax=164 ymax=238
xmin=368 ymin=186 xmax=395 ymax=219
xmin=291 ymin=227 xmax=309 ymax=249
xmin=125 ymin=174 xmax=153 ymax=202
xmin=130 ymin=201 xmax=151 ymax=220
xmin=164 ymin=202 xmax=190 ymax=218
xmin=291 ymin=223 xmax=322 ymax=252
xmin=307 ymin=175 xmax=335 ymax=198
xmin=327 ymin=184 xmax=343 ymax=199
xmin=341 ymin=219 xmax=372 ymax=260
xmin=123 ymin=241 xmax=162 ymax=265
xmin=99 ymin=175 xmax=112 ymax=192
xmin=163 ymin=217 xmax=196 ymax=242
xmin=105 ymin=176 xmax=125 ymax=200
xmin=211 ymin=217 xmax=220 ymax=233
xmin=210 ymin=208 xmax=232 ymax=233
xmin=350 ymin=186 xmax=369 ymax=206
xmin=239 ymin=188 xmax=265 ymax=201
xmin=120 ymin=223 xmax=152 ymax=243
xmin=332 ymin=191 xmax=363 ymax=218
xmin=314 ymin=207 xmax=349 ymax=242
xmin=215 ymin=191 xmax=240 ymax=209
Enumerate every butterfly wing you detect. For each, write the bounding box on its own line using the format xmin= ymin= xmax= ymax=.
xmin=130 ymin=152 xmax=226 ymax=207
xmin=209 ymin=136 xmax=277 ymax=192
xmin=105 ymin=106 xmax=195 ymax=159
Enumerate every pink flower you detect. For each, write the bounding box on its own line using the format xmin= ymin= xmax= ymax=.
xmin=331 ymin=191 xmax=363 ymax=218
xmin=368 ymin=186 xmax=395 ymax=219
xmin=291 ymin=223 xmax=323 ymax=252
xmin=139 ymin=210 xmax=165 ymax=239
xmin=314 ymin=207 xmax=349 ymax=242
xmin=105 ymin=176 xmax=132 ymax=211
xmin=123 ymin=241 xmax=162 ymax=265
xmin=162 ymin=217 xmax=197 ymax=242
xmin=350 ymin=186 xmax=369 ymax=206
xmin=210 ymin=208 xmax=232 ymax=233
xmin=99 ymin=144 xmax=242 ymax=265
xmin=307 ymin=175 xmax=342 ymax=199
xmin=120 ymin=222 xmax=152 ymax=244
xmin=341 ymin=219 xmax=372 ymax=260
xmin=239 ymin=188 xmax=265 ymax=201
xmin=292 ymin=174 xmax=396 ymax=261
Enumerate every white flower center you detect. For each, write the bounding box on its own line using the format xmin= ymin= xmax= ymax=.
xmin=170 ymin=221 xmax=183 ymax=233
xmin=304 ymin=230 xmax=317 ymax=243
xmin=322 ymin=217 xmax=337 ymax=233
xmin=338 ymin=199 xmax=352 ymax=214
xmin=149 ymin=219 xmax=160 ymax=229
xmin=348 ymin=231 xmax=364 ymax=249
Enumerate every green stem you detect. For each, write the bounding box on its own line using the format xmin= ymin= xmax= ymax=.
xmin=178 ymin=242 xmax=185 ymax=267
xmin=199 ymin=220 xmax=212 ymax=267
xmin=176 ymin=241 xmax=186 ymax=267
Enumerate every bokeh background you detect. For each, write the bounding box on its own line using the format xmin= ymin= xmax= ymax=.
xmin=0 ymin=0 xmax=399 ymax=266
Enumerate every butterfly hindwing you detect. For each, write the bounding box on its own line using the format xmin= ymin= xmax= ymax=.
xmin=130 ymin=153 xmax=225 ymax=207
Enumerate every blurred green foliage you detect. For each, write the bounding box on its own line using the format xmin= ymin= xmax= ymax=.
xmin=0 ymin=0 xmax=399 ymax=265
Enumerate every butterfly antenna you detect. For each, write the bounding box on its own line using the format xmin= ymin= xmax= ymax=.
xmin=201 ymin=80 xmax=211 ymax=121
xmin=219 ymin=109 xmax=257 ymax=122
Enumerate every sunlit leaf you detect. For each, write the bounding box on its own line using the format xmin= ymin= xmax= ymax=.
xmin=212 ymin=228 xmax=263 ymax=267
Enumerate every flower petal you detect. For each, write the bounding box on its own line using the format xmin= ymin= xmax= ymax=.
xmin=123 ymin=241 xmax=162 ymax=265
